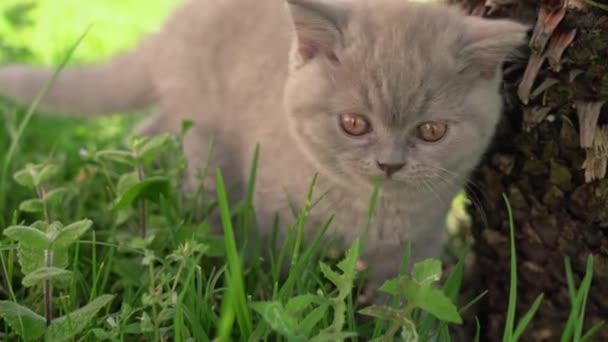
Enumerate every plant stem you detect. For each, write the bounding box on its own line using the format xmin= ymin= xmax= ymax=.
xmin=36 ymin=186 xmax=53 ymax=224
xmin=136 ymin=165 xmax=147 ymax=238
xmin=139 ymin=200 xmax=147 ymax=238
xmin=37 ymin=185 xmax=54 ymax=326
xmin=44 ymin=250 xmax=53 ymax=326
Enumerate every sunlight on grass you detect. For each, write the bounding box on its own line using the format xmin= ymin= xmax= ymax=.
xmin=0 ymin=0 xmax=182 ymax=64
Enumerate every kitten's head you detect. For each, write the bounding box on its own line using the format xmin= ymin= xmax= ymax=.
xmin=283 ymin=0 xmax=528 ymax=196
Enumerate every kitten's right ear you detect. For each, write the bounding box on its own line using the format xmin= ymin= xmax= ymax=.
xmin=285 ymin=0 xmax=350 ymax=65
xmin=459 ymin=17 xmax=530 ymax=80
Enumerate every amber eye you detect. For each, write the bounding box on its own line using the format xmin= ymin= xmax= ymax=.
xmin=417 ymin=121 xmax=448 ymax=142
xmin=339 ymin=114 xmax=371 ymax=136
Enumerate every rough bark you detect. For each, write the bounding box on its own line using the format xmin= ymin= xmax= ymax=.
xmin=450 ymin=0 xmax=608 ymax=340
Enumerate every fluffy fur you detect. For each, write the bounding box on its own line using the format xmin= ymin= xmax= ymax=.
xmin=0 ymin=0 xmax=528 ymax=286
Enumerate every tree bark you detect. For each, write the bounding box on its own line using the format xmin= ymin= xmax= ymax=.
xmin=451 ymin=0 xmax=608 ymax=340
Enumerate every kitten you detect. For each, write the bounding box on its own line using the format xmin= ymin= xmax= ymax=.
xmin=0 ymin=0 xmax=527 ymax=288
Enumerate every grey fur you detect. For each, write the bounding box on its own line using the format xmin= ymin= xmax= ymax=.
xmin=0 ymin=0 xmax=528 ymax=287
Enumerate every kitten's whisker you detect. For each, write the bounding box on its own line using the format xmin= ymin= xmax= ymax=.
xmin=420 ymin=177 xmax=449 ymax=208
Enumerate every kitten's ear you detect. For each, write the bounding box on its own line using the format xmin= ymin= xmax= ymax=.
xmin=459 ymin=17 xmax=529 ymax=79
xmin=285 ymin=0 xmax=350 ymax=65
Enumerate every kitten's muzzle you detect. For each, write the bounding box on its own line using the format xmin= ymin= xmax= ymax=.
xmin=376 ymin=161 xmax=405 ymax=178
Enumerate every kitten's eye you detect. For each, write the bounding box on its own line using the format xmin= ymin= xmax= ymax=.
xmin=340 ymin=114 xmax=372 ymax=136
xmin=417 ymin=121 xmax=448 ymax=142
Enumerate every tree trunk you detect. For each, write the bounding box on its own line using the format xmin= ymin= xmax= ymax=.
xmin=450 ymin=0 xmax=608 ymax=340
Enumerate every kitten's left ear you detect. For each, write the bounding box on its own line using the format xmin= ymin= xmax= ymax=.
xmin=285 ymin=0 xmax=350 ymax=65
xmin=459 ymin=17 xmax=530 ymax=80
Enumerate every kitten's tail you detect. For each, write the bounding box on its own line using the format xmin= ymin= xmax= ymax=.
xmin=0 ymin=50 xmax=155 ymax=116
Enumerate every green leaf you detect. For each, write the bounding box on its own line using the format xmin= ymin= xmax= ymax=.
xmin=95 ymin=150 xmax=135 ymax=166
xmin=413 ymin=286 xmax=462 ymax=324
xmin=359 ymin=305 xmax=407 ymax=321
xmin=286 ymin=294 xmax=318 ymax=313
xmin=310 ymin=332 xmax=358 ymax=342
xmin=22 ymin=267 xmax=73 ymax=287
xmin=136 ymin=134 xmax=171 ymax=162
xmin=4 ymin=225 xmax=50 ymax=249
xmin=13 ymin=167 xmax=36 ymax=188
xmin=35 ymin=164 xmax=59 ymax=185
xmin=300 ymin=304 xmax=329 ymax=336
xmin=0 ymin=301 xmax=46 ymax=341
xmin=379 ymin=275 xmax=411 ymax=296
xmin=51 ymin=219 xmax=92 ymax=250
xmin=113 ymin=176 xmax=170 ymax=210
xmin=116 ymin=172 xmax=139 ymax=195
xmin=18 ymin=244 xmax=68 ymax=275
xmin=19 ymin=198 xmax=44 ymax=213
xmin=44 ymin=187 xmax=68 ymax=205
xmin=320 ymin=238 xmax=360 ymax=300
xmin=181 ymin=120 xmax=194 ymax=136
xmin=379 ymin=277 xmax=462 ymax=324
xmin=46 ymin=294 xmax=115 ymax=342
xmin=319 ymin=262 xmax=341 ymax=291
xmin=413 ymin=259 xmax=442 ymax=286
xmin=400 ymin=318 xmax=419 ymax=342
xmin=250 ymin=301 xmax=303 ymax=340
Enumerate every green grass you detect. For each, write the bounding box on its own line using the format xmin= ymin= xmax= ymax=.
xmin=0 ymin=1 xmax=604 ymax=341
xmin=0 ymin=0 xmax=181 ymax=65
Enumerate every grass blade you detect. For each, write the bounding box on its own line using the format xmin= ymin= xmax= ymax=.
xmin=561 ymin=255 xmax=595 ymax=342
xmin=215 ymin=169 xmax=252 ymax=339
xmin=512 ymin=293 xmax=544 ymax=341
xmin=581 ymin=321 xmax=606 ymax=342
xmin=574 ymin=256 xmax=594 ymax=342
xmin=502 ymin=193 xmax=518 ymax=342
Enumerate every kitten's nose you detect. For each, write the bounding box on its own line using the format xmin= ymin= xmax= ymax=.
xmin=376 ymin=162 xmax=405 ymax=177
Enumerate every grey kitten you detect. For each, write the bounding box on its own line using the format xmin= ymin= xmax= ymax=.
xmin=0 ymin=0 xmax=527 ymax=288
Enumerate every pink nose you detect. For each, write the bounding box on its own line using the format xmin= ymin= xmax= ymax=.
xmin=376 ymin=162 xmax=405 ymax=177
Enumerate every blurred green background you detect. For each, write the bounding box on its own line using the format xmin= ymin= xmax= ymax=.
xmin=0 ymin=0 xmax=182 ymax=163
xmin=0 ymin=0 xmax=182 ymax=214
xmin=0 ymin=0 xmax=181 ymax=64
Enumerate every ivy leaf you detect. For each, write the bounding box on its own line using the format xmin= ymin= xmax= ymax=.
xmin=0 ymin=301 xmax=46 ymax=341
xmin=4 ymin=225 xmax=50 ymax=250
xmin=19 ymin=199 xmax=44 ymax=213
xmin=250 ymin=301 xmax=304 ymax=341
xmin=22 ymin=267 xmax=73 ymax=288
xmin=113 ymin=176 xmax=170 ymax=210
xmin=413 ymin=259 xmax=442 ymax=286
xmin=50 ymin=219 xmax=92 ymax=250
xmin=46 ymin=294 xmax=115 ymax=342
